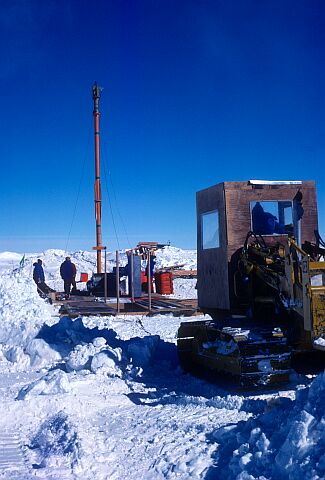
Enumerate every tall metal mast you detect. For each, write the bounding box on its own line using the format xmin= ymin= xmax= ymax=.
xmin=92 ymin=82 xmax=103 ymax=273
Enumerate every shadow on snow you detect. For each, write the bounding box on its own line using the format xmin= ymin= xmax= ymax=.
xmin=36 ymin=316 xmax=275 ymax=412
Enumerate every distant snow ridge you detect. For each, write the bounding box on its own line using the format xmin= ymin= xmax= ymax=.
xmin=0 ymin=252 xmax=23 ymax=273
xmin=0 ymin=246 xmax=197 ymax=293
xmin=213 ymin=372 xmax=325 ymax=479
xmin=155 ymin=246 xmax=197 ymax=270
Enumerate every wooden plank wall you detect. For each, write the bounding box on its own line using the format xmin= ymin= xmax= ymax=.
xmin=224 ymin=181 xmax=318 ymax=260
xmin=196 ymin=183 xmax=230 ymax=310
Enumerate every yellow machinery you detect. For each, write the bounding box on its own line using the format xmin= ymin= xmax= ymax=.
xmin=177 ymin=180 xmax=325 ymax=386
xmin=284 ymin=238 xmax=325 ymax=350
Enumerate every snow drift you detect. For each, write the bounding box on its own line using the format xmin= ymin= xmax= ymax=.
xmin=212 ymin=373 xmax=325 ymax=479
xmin=0 ymin=273 xmax=52 ymax=345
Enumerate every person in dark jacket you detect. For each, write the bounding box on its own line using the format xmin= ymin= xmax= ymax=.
xmin=60 ymin=257 xmax=77 ymax=296
xmin=33 ymin=259 xmax=45 ymax=284
xmin=33 ymin=259 xmax=54 ymax=295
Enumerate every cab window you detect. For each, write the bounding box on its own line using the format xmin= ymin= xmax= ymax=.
xmin=202 ymin=210 xmax=220 ymax=249
xmin=251 ymin=201 xmax=293 ymax=235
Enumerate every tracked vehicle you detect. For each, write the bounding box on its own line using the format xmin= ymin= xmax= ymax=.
xmin=177 ymin=180 xmax=325 ymax=387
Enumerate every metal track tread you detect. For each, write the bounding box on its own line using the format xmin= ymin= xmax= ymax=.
xmin=0 ymin=431 xmax=29 ymax=478
xmin=177 ymin=319 xmax=293 ymax=387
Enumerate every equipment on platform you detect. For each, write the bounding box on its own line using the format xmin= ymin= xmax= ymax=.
xmin=177 ymin=180 xmax=325 ymax=387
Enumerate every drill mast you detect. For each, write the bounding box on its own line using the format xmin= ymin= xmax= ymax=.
xmin=92 ymin=82 xmax=103 ymax=273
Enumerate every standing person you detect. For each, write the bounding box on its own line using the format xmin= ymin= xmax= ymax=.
xmin=60 ymin=257 xmax=77 ymax=297
xmin=33 ymin=259 xmax=45 ymax=286
xmin=33 ymin=259 xmax=53 ymax=295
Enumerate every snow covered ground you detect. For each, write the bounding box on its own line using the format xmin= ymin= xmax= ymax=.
xmin=0 ymin=248 xmax=323 ymax=479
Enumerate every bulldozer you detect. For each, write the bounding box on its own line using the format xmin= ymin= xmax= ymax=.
xmin=177 ymin=180 xmax=325 ymax=387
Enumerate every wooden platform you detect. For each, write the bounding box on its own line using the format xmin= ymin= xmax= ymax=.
xmin=172 ymin=269 xmax=197 ymax=278
xmin=58 ymin=295 xmax=198 ymax=318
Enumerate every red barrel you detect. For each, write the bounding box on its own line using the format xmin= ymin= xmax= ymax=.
xmin=141 ymin=271 xmax=153 ymax=293
xmin=155 ymin=272 xmax=173 ymax=295
xmin=80 ymin=272 xmax=89 ymax=282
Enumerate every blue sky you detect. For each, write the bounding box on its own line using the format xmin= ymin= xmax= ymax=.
xmin=0 ymin=0 xmax=324 ymax=253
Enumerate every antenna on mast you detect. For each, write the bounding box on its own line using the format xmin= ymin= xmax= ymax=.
xmin=92 ymin=82 xmax=104 ymax=273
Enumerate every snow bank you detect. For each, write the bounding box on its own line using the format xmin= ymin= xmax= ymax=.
xmin=127 ymin=335 xmax=160 ymax=366
xmin=91 ymin=348 xmax=122 ymax=376
xmin=25 ymin=338 xmax=61 ymax=367
xmin=13 ymin=314 xmax=167 ymax=393
xmin=0 ymin=272 xmax=64 ymax=373
xmin=171 ymin=278 xmax=197 ymax=299
xmin=17 ymin=370 xmax=70 ymax=400
xmin=213 ymin=372 xmax=325 ymax=479
xmin=66 ymin=337 xmax=122 ymax=377
xmin=155 ymin=246 xmax=197 ymax=271
xmin=0 ymin=273 xmax=53 ymax=347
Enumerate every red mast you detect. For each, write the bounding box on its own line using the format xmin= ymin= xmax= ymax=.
xmin=92 ymin=82 xmax=103 ymax=273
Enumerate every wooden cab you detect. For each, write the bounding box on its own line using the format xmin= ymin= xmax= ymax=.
xmin=196 ymin=180 xmax=318 ymax=312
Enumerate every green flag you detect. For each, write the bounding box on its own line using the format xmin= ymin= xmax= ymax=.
xmin=19 ymin=254 xmax=25 ymax=268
